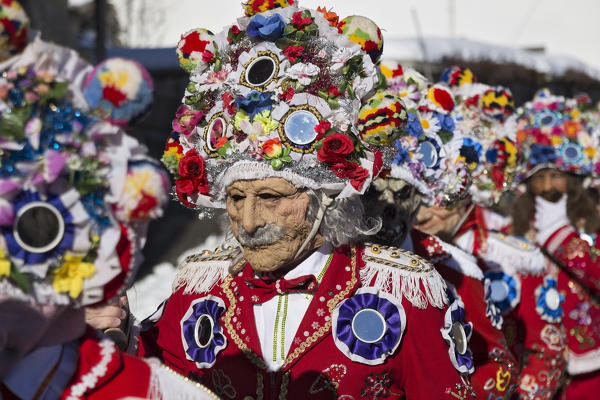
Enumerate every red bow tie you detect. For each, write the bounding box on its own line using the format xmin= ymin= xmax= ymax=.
xmin=245 ymin=274 xmax=318 ymax=304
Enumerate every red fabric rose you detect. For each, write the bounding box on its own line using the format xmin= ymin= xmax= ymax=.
xmin=231 ymin=25 xmax=240 ymax=35
xmin=328 ymin=84 xmax=342 ymax=97
xmin=317 ymin=133 xmax=354 ymax=162
xmin=314 ymin=120 xmax=331 ymax=141
xmin=175 ymin=173 xmax=210 ymax=208
xmin=283 ymin=45 xmax=304 ymax=62
xmin=278 ymin=87 xmax=295 ymax=103
xmin=221 ymin=92 xmax=236 ymax=115
xmin=325 ymin=160 xmax=369 ymax=191
xmin=291 ymin=11 xmax=313 ymax=29
xmin=178 ymin=149 xmax=205 ymax=178
xmin=348 ymin=165 xmax=369 ymax=191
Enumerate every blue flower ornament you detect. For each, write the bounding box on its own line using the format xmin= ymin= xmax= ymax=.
xmin=180 ymin=295 xmax=227 ymax=368
xmin=535 ymin=277 xmax=564 ymax=323
xmin=246 ymin=13 xmax=286 ymax=41
xmin=332 ymin=287 xmax=406 ymax=365
xmin=483 ymin=271 xmax=521 ymax=329
xmin=440 ymin=298 xmax=474 ymax=374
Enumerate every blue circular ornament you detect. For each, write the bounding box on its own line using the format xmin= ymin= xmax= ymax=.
xmin=534 ymin=110 xmax=561 ymax=128
xmin=560 ymin=142 xmax=583 ymax=165
xmin=284 ymin=110 xmax=319 ymax=145
xmin=417 ymin=140 xmax=439 ymax=169
xmin=351 ymin=308 xmax=387 ymax=343
xmin=535 ymin=277 xmax=564 ymax=323
xmin=180 ymin=296 xmax=227 ymax=368
xmin=483 ymin=271 xmax=521 ymax=314
xmin=332 ymin=287 xmax=406 ymax=365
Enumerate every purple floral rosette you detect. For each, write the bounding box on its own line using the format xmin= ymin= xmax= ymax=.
xmin=3 ymin=190 xmax=75 ymax=266
xmin=440 ymin=298 xmax=474 ymax=375
xmin=180 ymin=295 xmax=227 ymax=368
xmin=332 ymin=287 xmax=406 ymax=365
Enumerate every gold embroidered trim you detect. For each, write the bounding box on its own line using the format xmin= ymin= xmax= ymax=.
xmin=281 ymin=295 xmax=288 ymax=360
xmin=184 ymin=246 xmax=238 ymax=263
xmin=363 ymin=242 xmax=434 ymax=273
xmin=282 ymin=246 xmax=358 ymax=368
xmin=159 ymin=364 xmax=220 ymax=399
xmin=279 ymin=372 xmax=290 ymax=400
xmin=221 ymin=275 xmax=268 ymax=371
xmin=273 ymin=295 xmax=283 ymax=362
xmin=362 ymin=255 xmax=434 ymax=273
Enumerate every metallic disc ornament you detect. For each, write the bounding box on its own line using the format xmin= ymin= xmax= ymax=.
xmin=332 ymin=287 xmax=406 ymax=365
xmin=180 ymin=296 xmax=228 ymax=368
xmin=13 ymin=201 xmax=65 ymax=254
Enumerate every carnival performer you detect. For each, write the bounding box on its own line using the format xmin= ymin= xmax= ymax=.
xmin=136 ymin=2 xmax=474 ymax=398
xmin=363 ymin=62 xmax=519 ymax=399
xmin=0 ymin=0 xmax=159 ymax=351
xmin=0 ymin=2 xmax=218 ymax=397
xmin=508 ymin=89 xmax=600 ymax=399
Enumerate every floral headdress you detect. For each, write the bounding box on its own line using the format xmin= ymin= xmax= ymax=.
xmin=163 ymin=1 xmax=382 ymax=211
xmin=442 ymin=67 xmax=519 ymax=206
xmin=0 ymin=64 xmax=169 ymax=307
xmin=83 ymin=57 xmax=154 ymax=128
xmin=513 ymin=88 xmax=600 ymax=180
xmin=372 ymin=63 xmax=471 ymax=207
xmin=0 ymin=0 xmax=28 ymax=62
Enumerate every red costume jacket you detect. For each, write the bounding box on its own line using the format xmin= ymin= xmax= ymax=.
xmin=60 ymin=329 xmax=218 ymax=400
xmin=453 ymin=205 xmax=568 ymax=400
xmin=138 ymin=243 xmax=475 ymax=399
xmin=411 ymin=230 xmax=519 ymax=400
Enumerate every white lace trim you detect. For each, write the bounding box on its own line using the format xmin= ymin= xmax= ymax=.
xmin=360 ymin=245 xmax=448 ymax=309
xmin=66 ymin=339 xmax=117 ymax=399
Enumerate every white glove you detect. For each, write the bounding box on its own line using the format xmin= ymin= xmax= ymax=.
xmin=533 ymin=194 xmax=569 ymax=244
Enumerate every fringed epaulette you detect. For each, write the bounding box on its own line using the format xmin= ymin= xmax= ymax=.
xmin=360 ymin=243 xmax=448 ymax=310
xmin=172 ymin=245 xmax=243 ymax=295
xmin=480 ymin=232 xmax=545 ymax=276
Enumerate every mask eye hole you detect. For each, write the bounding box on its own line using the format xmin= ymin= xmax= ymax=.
xmin=14 ymin=202 xmax=65 ymax=253
xmin=242 ymin=52 xmax=280 ymax=90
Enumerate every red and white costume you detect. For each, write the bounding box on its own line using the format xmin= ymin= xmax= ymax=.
xmin=138 ymin=243 xmax=474 ymax=399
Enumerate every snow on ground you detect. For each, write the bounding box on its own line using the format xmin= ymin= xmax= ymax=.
xmin=127 ymin=233 xmax=225 ymax=320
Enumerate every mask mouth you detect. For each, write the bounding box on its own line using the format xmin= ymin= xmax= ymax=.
xmin=540 ymin=190 xmax=563 ymax=203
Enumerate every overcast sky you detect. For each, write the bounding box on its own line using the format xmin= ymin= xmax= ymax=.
xmin=101 ymin=0 xmax=600 ymax=71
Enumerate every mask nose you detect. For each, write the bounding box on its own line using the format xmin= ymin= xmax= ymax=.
xmin=241 ymin=196 xmax=262 ymax=234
